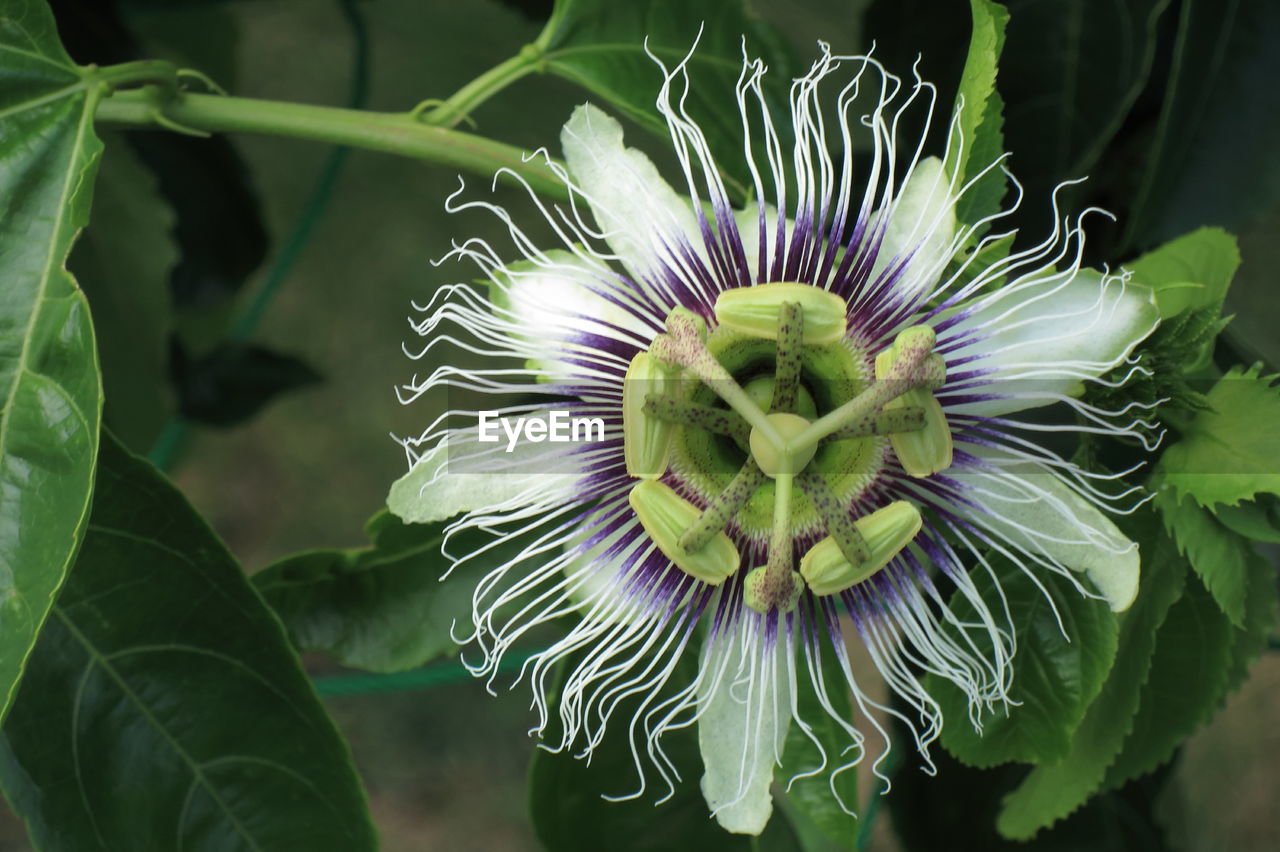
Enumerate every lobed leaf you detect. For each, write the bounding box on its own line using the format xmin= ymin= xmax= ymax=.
xmin=70 ymin=135 xmax=178 ymax=452
xmin=1152 ymin=487 xmax=1248 ymax=626
xmin=1160 ymin=364 xmax=1280 ymax=507
xmin=931 ymin=560 xmax=1118 ymax=769
xmin=1100 ymin=573 xmax=1236 ymax=792
xmin=996 ymin=514 xmax=1186 ymax=840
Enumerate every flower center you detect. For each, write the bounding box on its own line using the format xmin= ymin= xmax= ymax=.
xmin=621 ymin=283 xmax=952 ymax=613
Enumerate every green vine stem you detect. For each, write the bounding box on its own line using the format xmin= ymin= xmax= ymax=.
xmin=96 ymin=86 xmax=570 ymax=202
xmin=422 ymin=44 xmax=544 ymax=128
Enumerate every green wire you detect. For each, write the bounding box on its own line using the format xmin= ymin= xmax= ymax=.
xmin=314 ymin=649 xmax=535 ymax=697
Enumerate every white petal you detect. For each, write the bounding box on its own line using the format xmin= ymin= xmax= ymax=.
xmin=950 ymin=270 xmax=1159 ymax=417
xmin=954 ymin=464 xmax=1139 ymax=611
xmin=491 ymin=249 xmax=656 ymax=381
xmin=869 ymin=156 xmax=956 ymax=288
xmin=561 ymin=104 xmax=705 ymax=285
xmin=387 ymin=431 xmax=582 ymax=524
xmin=560 ymin=515 xmax=645 ymax=625
xmin=698 ymin=629 xmax=794 ymax=835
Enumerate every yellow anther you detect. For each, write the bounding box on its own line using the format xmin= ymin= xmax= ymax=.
xmin=714 ymin=282 xmax=848 ymax=344
xmin=622 ymin=352 xmax=676 ymax=479
xmin=628 ymin=481 xmax=740 ymax=585
xmin=875 ymin=331 xmax=952 ymax=477
xmin=799 ymin=500 xmax=923 ymax=595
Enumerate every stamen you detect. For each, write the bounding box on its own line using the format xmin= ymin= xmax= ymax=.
xmin=797 ymin=471 xmax=870 ymax=564
xmin=650 ymin=308 xmax=782 ymax=448
xmin=714 ymin=282 xmax=848 ymax=344
xmin=769 ymin=301 xmax=804 ymax=414
xmin=642 ymin=396 xmax=750 ymax=443
xmin=744 ymin=472 xmax=805 ymax=614
xmin=875 ymin=340 xmax=953 ymax=478
xmin=628 ymin=480 xmax=739 ymax=585
xmin=799 ymin=501 xmax=923 ymax=596
xmin=825 ymin=406 xmax=926 ymax=441
xmin=622 ymin=352 xmax=677 ymax=479
xmin=788 ymin=325 xmax=945 ymax=453
xmin=678 ymin=459 xmax=767 ymax=552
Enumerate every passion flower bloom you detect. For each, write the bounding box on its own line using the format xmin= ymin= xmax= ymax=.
xmin=390 ymin=47 xmax=1158 ymax=834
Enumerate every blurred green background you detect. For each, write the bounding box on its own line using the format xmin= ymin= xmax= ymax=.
xmin=8 ymin=0 xmax=1276 ymax=849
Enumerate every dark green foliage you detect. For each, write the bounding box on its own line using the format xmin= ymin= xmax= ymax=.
xmin=172 ymin=341 xmax=322 ymax=427
xmin=0 ymin=433 xmax=377 ymax=851
xmin=0 ymin=0 xmax=104 ymax=723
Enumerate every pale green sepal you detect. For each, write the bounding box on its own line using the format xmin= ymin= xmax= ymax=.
xmin=628 ymin=481 xmax=739 ymax=585
xmin=388 ymin=436 xmax=579 ymax=524
xmin=953 ymin=270 xmax=1160 ymax=417
xmin=800 ymin=500 xmax=923 ymax=595
xmin=622 ymin=352 xmax=675 ymax=478
xmin=714 ymin=282 xmax=847 ymax=344
xmin=561 ymin=103 xmax=704 ymax=285
xmin=963 ymin=465 xmax=1140 ymax=611
xmin=698 ymin=633 xmax=794 ymax=835
xmin=868 ymin=156 xmax=956 ymax=286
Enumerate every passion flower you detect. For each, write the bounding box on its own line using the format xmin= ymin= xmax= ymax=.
xmin=390 ymin=46 xmax=1158 ymax=834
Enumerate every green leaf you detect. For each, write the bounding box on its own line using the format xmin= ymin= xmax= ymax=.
xmin=1214 ymin=494 xmax=1280 ymax=543
xmin=528 ymin=651 xmax=800 ymax=851
xmin=996 ymin=513 xmax=1186 ymax=840
xmin=1122 ymin=0 xmax=1280 ymax=250
xmin=1152 ymin=487 xmax=1249 ymax=626
xmin=1100 ymin=572 xmax=1235 ymax=792
xmin=254 ymin=510 xmax=504 ymax=672
xmin=947 ymin=0 xmax=1009 ymax=231
xmin=1224 ymin=551 xmax=1277 ymax=692
xmin=931 ymin=561 xmax=1119 ymax=768
xmin=778 ymin=634 xmax=859 ymax=849
xmin=535 ymin=0 xmax=794 ymax=202
xmin=71 ymin=135 xmax=178 ymax=452
xmin=0 ymin=0 xmax=104 ymax=722
xmin=1160 ymin=365 xmax=1280 ymax=507
xmin=1127 ymin=226 xmax=1240 ymax=319
xmin=0 ymin=432 xmax=376 ymax=851
xmin=997 ymin=0 xmax=1171 ymax=227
